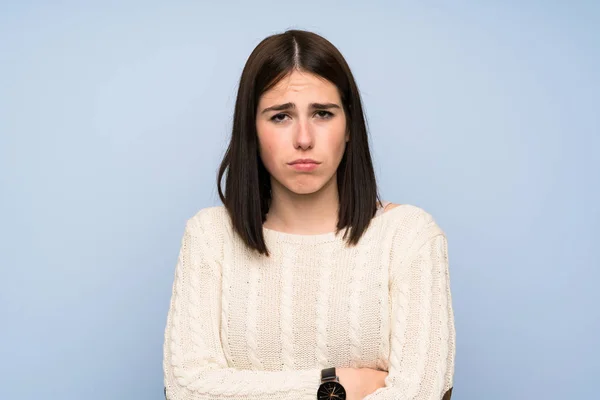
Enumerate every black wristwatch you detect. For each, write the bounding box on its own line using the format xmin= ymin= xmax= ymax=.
xmin=317 ymin=367 xmax=346 ymax=399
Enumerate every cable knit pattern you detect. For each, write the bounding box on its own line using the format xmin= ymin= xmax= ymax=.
xmin=246 ymin=265 xmax=263 ymax=370
xmin=163 ymin=203 xmax=455 ymax=400
xmin=349 ymin=245 xmax=367 ymax=367
xmin=280 ymin=254 xmax=295 ymax=371
xmin=315 ymin=264 xmax=331 ymax=367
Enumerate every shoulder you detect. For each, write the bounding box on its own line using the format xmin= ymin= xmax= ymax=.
xmin=187 ymin=205 xmax=229 ymax=230
xmin=381 ymin=202 xmax=441 ymax=230
xmin=182 ymin=205 xmax=231 ymax=249
xmin=381 ymin=202 xmax=446 ymax=254
xmin=377 ymin=204 xmax=449 ymax=282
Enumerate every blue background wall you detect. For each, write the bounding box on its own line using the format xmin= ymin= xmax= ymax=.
xmin=1 ymin=1 xmax=598 ymax=399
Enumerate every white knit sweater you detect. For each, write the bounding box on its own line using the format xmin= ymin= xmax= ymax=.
xmin=163 ymin=203 xmax=455 ymax=400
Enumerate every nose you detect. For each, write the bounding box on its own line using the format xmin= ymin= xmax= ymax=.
xmin=293 ymin=118 xmax=314 ymax=150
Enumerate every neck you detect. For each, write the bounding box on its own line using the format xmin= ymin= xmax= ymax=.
xmin=264 ymin=176 xmax=339 ymax=235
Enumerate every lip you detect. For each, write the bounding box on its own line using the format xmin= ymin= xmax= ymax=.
xmin=288 ymin=158 xmax=320 ymax=165
xmin=287 ymin=159 xmax=321 ymax=172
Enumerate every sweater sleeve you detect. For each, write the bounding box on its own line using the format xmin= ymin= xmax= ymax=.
xmin=363 ymin=228 xmax=456 ymax=400
xmin=163 ymin=216 xmax=322 ymax=400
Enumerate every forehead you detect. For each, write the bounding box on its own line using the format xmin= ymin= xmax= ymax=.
xmin=260 ymin=70 xmax=339 ymax=103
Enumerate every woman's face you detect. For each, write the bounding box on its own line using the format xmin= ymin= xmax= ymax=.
xmin=256 ymin=70 xmax=348 ymax=196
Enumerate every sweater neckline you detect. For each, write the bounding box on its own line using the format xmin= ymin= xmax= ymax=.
xmin=262 ymin=203 xmax=408 ymax=244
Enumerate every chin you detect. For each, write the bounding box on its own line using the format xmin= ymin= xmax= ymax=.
xmin=284 ymin=181 xmax=325 ymax=195
xmin=290 ymin=188 xmax=321 ymax=195
xmin=273 ymin=173 xmax=335 ymax=196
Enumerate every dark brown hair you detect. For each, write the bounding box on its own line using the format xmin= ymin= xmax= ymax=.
xmin=217 ymin=29 xmax=381 ymax=256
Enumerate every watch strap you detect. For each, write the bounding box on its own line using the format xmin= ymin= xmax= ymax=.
xmin=321 ymin=367 xmax=336 ymax=381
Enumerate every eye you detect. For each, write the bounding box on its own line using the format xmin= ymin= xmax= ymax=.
xmin=270 ymin=113 xmax=289 ymax=123
xmin=269 ymin=111 xmax=334 ymax=124
xmin=315 ymin=111 xmax=333 ymax=119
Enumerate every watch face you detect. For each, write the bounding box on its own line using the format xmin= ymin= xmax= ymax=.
xmin=317 ymin=381 xmax=346 ymax=400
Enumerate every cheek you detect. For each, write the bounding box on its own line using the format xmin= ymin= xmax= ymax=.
xmin=260 ymin=143 xmax=275 ymax=170
xmin=257 ymin=129 xmax=280 ymax=172
xmin=328 ymin=126 xmax=348 ymax=160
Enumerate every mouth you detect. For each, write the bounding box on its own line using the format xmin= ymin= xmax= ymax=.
xmin=288 ymin=159 xmax=321 ymax=165
xmin=287 ymin=159 xmax=321 ymax=172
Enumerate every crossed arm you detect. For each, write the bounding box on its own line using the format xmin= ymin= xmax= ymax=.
xmin=163 ymin=213 xmax=454 ymax=400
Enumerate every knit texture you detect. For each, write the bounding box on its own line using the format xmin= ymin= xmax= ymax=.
xmin=163 ymin=203 xmax=455 ymax=400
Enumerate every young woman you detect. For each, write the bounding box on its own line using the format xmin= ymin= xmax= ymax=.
xmin=163 ymin=29 xmax=455 ymax=400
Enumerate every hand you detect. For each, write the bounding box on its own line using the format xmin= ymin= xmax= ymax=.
xmin=337 ymin=367 xmax=388 ymax=400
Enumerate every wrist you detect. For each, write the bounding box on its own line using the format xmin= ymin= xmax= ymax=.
xmin=318 ymin=367 xmax=347 ymax=400
xmin=336 ymin=368 xmax=354 ymax=388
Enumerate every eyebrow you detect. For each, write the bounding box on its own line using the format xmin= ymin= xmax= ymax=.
xmin=260 ymin=102 xmax=341 ymax=114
